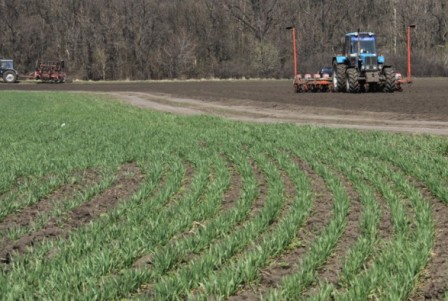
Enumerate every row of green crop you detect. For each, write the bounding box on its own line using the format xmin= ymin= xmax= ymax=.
xmin=269 ymin=126 xmax=437 ymax=300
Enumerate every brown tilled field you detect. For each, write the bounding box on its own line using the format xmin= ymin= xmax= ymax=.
xmin=1 ymin=77 xmax=448 ymax=135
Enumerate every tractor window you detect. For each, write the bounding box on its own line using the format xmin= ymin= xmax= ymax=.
xmin=351 ymin=37 xmax=376 ymax=54
xmin=1 ymin=60 xmax=13 ymax=69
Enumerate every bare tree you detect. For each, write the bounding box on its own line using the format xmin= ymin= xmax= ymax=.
xmin=0 ymin=0 xmax=445 ymax=79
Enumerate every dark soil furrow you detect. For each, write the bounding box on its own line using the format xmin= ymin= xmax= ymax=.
xmin=304 ymin=175 xmax=362 ymax=295
xmin=0 ymin=168 xmax=102 ymax=234
xmin=242 ymin=159 xmax=297 ymax=255
xmin=220 ymin=162 xmax=243 ymax=212
xmin=168 ymin=162 xmax=195 ymax=205
xmin=227 ymin=159 xmax=297 ymax=301
xmin=403 ymin=180 xmax=448 ymax=301
xmin=357 ymin=189 xmax=394 ymax=274
xmin=230 ymin=157 xmax=333 ymax=300
xmin=0 ymin=174 xmax=59 ymax=222
xmin=249 ymin=160 xmax=269 ymax=218
xmin=0 ymin=163 xmax=143 ymax=264
xmin=375 ymin=190 xmax=394 ymax=241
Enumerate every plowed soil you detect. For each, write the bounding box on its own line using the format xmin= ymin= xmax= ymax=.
xmin=2 ymin=78 xmax=447 ymax=135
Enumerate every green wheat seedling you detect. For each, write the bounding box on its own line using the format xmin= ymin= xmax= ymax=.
xmin=145 ymin=152 xmax=286 ymax=300
xmin=189 ymin=152 xmax=313 ymax=300
xmin=92 ymin=152 xmax=260 ymax=299
xmin=1 ymin=92 xmax=446 ymax=300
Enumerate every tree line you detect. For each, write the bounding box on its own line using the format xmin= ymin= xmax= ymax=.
xmin=0 ymin=0 xmax=446 ymax=80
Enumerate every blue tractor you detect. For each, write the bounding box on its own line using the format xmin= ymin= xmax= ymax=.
xmin=332 ymin=31 xmax=396 ymax=93
xmin=0 ymin=59 xmax=18 ymax=83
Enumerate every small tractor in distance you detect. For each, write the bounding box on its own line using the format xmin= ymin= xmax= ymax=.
xmin=0 ymin=59 xmax=19 ymax=83
xmin=332 ymin=31 xmax=396 ymax=93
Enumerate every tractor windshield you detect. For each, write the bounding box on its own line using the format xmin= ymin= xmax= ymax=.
xmin=351 ymin=36 xmax=376 ymax=54
xmin=0 ymin=60 xmax=14 ymax=70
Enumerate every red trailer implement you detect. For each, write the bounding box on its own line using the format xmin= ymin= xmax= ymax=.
xmin=30 ymin=60 xmax=65 ymax=83
xmin=287 ymin=26 xmax=333 ymax=93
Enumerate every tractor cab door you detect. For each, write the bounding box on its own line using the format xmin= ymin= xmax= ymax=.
xmin=344 ymin=36 xmax=352 ymax=56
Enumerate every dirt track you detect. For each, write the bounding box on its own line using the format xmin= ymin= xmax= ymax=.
xmin=2 ymin=78 xmax=448 ymax=135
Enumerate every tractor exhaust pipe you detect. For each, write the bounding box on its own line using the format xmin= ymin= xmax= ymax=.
xmin=357 ymin=28 xmax=361 ymax=58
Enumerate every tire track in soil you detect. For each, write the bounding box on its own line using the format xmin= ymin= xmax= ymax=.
xmin=110 ymin=92 xmax=448 ymax=136
xmin=0 ymin=163 xmax=143 ymax=265
xmin=230 ymin=158 xmax=333 ymax=300
xmin=403 ymin=180 xmax=448 ymax=300
xmin=303 ymin=175 xmax=363 ymax=297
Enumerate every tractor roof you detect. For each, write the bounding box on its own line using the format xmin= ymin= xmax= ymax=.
xmin=346 ymin=32 xmax=375 ymax=37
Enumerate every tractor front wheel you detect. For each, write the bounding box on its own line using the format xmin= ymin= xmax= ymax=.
xmin=383 ymin=67 xmax=396 ymax=92
xmin=345 ymin=68 xmax=360 ymax=93
xmin=332 ymin=63 xmax=346 ymax=92
xmin=3 ymin=71 xmax=17 ymax=83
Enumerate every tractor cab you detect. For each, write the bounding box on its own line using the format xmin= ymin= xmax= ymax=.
xmin=345 ymin=32 xmax=376 ymax=55
xmin=1 ymin=60 xmax=14 ymax=70
xmin=0 ymin=59 xmax=18 ymax=83
xmin=343 ymin=32 xmax=383 ymax=71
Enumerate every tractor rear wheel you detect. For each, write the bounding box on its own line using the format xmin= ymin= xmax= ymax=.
xmin=3 ymin=71 xmax=17 ymax=83
xmin=332 ymin=63 xmax=346 ymax=92
xmin=345 ymin=68 xmax=360 ymax=93
xmin=383 ymin=67 xmax=396 ymax=92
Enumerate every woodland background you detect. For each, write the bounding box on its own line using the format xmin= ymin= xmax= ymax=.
xmin=0 ymin=0 xmax=447 ymax=80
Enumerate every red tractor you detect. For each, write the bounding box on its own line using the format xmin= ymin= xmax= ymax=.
xmin=31 ymin=60 xmax=65 ymax=83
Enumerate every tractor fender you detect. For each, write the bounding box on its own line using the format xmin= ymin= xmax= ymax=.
xmin=333 ymin=56 xmax=347 ymax=64
xmin=378 ymin=55 xmax=385 ymax=64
